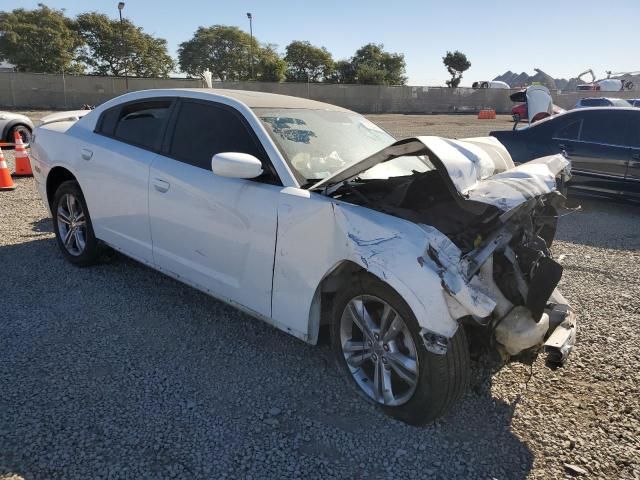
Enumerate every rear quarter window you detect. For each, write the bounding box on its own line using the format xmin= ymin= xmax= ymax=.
xmin=95 ymin=99 xmax=173 ymax=151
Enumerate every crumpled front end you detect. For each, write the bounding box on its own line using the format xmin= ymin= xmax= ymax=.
xmin=417 ymin=194 xmax=576 ymax=364
xmin=320 ymin=135 xmax=577 ymax=364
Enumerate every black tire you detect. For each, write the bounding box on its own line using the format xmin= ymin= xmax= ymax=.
xmin=8 ymin=124 xmax=32 ymax=145
xmin=331 ymin=273 xmax=470 ymax=425
xmin=51 ymin=180 xmax=101 ymax=267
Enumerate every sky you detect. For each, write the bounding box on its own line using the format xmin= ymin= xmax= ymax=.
xmin=4 ymin=0 xmax=639 ymax=85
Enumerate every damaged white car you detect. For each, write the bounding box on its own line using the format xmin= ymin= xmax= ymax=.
xmin=30 ymin=89 xmax=576 ymax=425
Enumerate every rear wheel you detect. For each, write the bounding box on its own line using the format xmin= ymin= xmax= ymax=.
xmin=52 ymin=180 xmax=101 ymax=266
xmin=331 ymin=274 xmax=470 ymax=425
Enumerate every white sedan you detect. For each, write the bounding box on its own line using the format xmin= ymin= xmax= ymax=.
xmin=30 ymin=89 xmax=576 ymax=425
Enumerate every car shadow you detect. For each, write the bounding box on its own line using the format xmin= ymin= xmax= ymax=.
xmin=0 ymin=236 xmax=533 ymax=479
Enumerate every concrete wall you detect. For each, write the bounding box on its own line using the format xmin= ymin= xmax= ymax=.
xmin=0 ymin=72 xmax=638 ymax=114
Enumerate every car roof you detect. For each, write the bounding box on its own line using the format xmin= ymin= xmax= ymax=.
xmin=137 ymin=88 xmax=352 ymax=112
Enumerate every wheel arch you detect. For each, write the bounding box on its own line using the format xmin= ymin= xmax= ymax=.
xmin=3 ymin=120 xmax=33 ymax=141
xmin=307 ymin=259 xmax=374 ymax=345
xmin=46 ymin=166 xmax=77 ymax=208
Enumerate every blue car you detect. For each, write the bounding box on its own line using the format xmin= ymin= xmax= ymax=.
xmin=491 ymin=107 xmax=640 ymax=199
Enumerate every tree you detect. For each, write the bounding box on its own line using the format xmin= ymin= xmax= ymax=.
xmin=442 ymin=51 xmax=471 ymax=88
xmin=350 ymin=43 xmax=407 ymax=85
xmin=178 ymin=25 xmax=254 ymax=81
xmin=75 ymin=12 xmax=174 ymax=77
xmin=0 ymin=5 xmax=83 ymax=73
xmin=255 ymin=44 xmax=286 ymax=82
xmin=327 ymin=60 xmax=355 ymax=84
xmin=283 ymin=40 xmax=333 ymax=82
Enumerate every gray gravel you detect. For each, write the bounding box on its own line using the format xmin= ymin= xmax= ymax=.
xmin=0 ymin=112 xmax=639 ymax=479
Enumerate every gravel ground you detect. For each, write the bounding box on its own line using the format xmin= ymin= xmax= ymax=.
xmin=0 ymin=112 xmax=639 ymax=479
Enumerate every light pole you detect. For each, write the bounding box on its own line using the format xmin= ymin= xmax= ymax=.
xmin=118 ymin=2 xmax=129 ymax=91
xmin=246 ymin=12 xmax=254 ymax=80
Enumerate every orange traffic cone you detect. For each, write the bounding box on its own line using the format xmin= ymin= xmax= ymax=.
xmin=13 ymin=130 xmax=32 ymax=177
xmin=0 ymin=147 xmax=16 ymax=191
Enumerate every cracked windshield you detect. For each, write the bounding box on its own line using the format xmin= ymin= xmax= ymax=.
xmin=256 ymin=108 xmax=430 ymax=184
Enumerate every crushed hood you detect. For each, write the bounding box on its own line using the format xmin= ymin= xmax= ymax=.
xmin=311 ymin=135 xmax=568 ymax=212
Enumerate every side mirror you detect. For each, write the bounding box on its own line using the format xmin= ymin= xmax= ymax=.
xmin=211 ymin=152 xmax=263 ymax=179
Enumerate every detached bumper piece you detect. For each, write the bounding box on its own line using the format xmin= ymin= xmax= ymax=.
xmin=543 ymin=302 xmax=577 ymax=365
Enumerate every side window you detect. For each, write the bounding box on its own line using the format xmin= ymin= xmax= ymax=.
xmin=169 ymin=100 xmax=278 ymax=183
xmin=554 ymin=118 xmax=582 ymax=140
xmin=580 ymin=111 xmax=628 ymax=145
xmin=97 ymin=99 xmax=172 ymax=151
xmin=96 ymin=107 xmax=120 ymax=136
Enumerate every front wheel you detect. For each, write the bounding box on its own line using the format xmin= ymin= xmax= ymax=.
xmin=52 ymin=180 xmax=101 ymax=266
xmin=331 ymin=274 xmax=470 ymax=425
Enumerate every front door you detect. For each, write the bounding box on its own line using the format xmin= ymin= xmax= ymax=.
xmin=148 ymin=99 xmax=282 ymax=317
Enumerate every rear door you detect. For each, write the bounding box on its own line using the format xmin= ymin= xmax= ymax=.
xmin=148 ymin=98 xmax=282 ymax=317
xmin=554 ymin=110 xmax=630 ymax=194
xmin=83 ymin=98 xmax=174 ymax=264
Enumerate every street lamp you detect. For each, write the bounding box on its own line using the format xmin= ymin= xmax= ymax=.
xmin=118 ymin=2 xmax=129 ymax=91
xmin=246 ymin=12 xmax=254 ymax=80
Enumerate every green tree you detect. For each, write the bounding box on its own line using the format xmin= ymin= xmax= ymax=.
xmin=327 ymin=59 xmax=355 ymax=84
xmin=350 ymin=43 xmax=407 ymax=85
xmin=255 ymin=44 xmax=286 ymax=82
xmin=75 ymin=12 xmax=174 ymax=77
xmin=0 ymin=4 xmax=83 ymax=73
xmin=283 ymin=40 xmax=333 ymax=82
xmin=442 ymin=50 xmax=471 ymax=88
xmin=178 ymin=25 xmax=254 ymax=80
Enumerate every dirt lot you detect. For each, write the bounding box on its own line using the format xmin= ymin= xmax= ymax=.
xmin=0 ymin=112 xmax=639 ymax=479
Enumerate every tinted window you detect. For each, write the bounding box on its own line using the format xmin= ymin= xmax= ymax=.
xmin=96 ymin=107 xmax=120 ymax=135
xmin=554 ymin=118 xmax=582 ymax=140
xmin=580 ymin=111 xmax=628 ymax=145
xmin=580 ymin=98 xmax=608 ymax=107
xmin=113 ymin=100 xmax=171 ymax=150
xmin=170 ymin=101 xmax=266 ymax=171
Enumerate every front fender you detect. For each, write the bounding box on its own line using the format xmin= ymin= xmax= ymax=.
xmin=271 ymin=188 xmax=464 ymax=343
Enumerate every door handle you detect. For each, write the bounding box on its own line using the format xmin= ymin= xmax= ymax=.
xmin=153 ymin=178 xmax=170 ymax=193
xmin=80 ymin=148 xmax=93 ymax=160
xmin=632 ymin=152 xmax=640 ymax=161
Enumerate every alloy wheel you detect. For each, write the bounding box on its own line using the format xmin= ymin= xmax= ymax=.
xmin=339 ymin=295 xmax=419 ymax=406
xmin=57 ymin=193 xmax=87 ymax=256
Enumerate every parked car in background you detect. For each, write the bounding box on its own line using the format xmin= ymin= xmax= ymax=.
xmin=472 ymin=80 xmax=510 ymax=89
xmin=30 ymin=89 xmax=576 ymax=425
xmin=491 ymin=107 xmax=640 ymax=199
xmin=0 ymin=111 xmax=33 ymax=144
xmin=510 ymin=86 xmax=565 ymax=124
xmin=512 ymin=102 xmax=565 ymax=123
xmin=574 ymin=97 xmax=631 ymax=109
xmin=628 ymin=99 xmax=640 ymax=107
